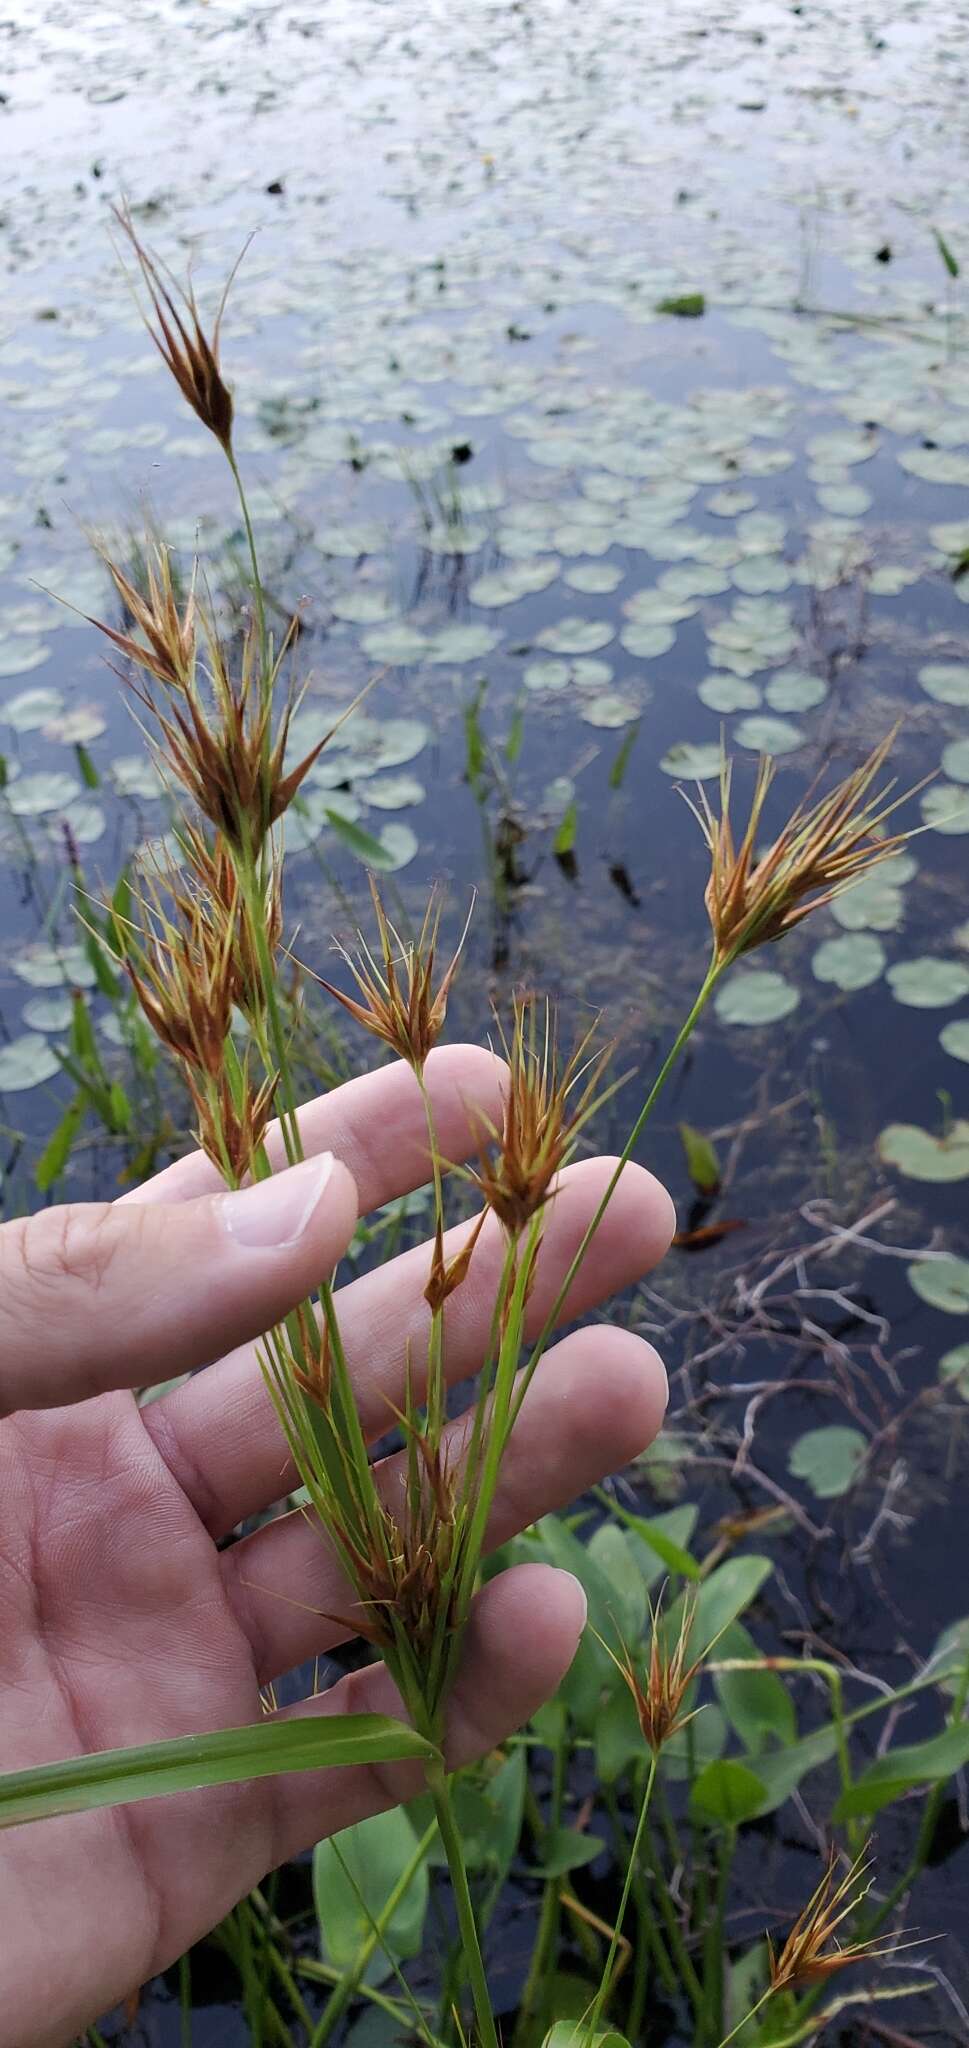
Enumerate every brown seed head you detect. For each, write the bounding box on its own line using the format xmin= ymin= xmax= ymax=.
xmin=317 ymin=879 xmax=471 ymax=1072
xmin=178 ymin=822 xmax=283 ymax=1016
xmin=188 ymin=1060 xmax=278 ymax=1186
xmin=332 ymin=1435 xmax=461 ymax=1662
xmin=90 ymin=539 xmax=196 ymax=693
xmin=469 ymin=999 xmax=613 ymax=1239
xmin=767 ymin=1847 xmax=897 ymax=1991
xmin=114 ymin=864 xmax=235 ymax=1079
xmin=602 ymin=1595 xmax=705 ymax=1754
xmin=114 ymin=204 xmax=236 ymax=451
xmin=688 ymin=731 xmax=917 ymax=968
xmin=424 ymin=1209 xmax=486 ymax=1314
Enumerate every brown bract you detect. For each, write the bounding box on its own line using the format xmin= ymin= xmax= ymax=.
xmin=116 ymin=868 xmax=235 ymax=1080
xmin=468 ymin=1000 xmax=612 ymax=1239
xmin=688 ymin=731 xmax=916 ymax=967
xmin=91 ymin=540 xmax=196 ymax=693
xmin=114 ymin=204 xmax=236 ymax=452
xmin=317 ymin=879 xmax=471 ymax=1072
xmin=600 ymin=1596 xmax=704 ymax=1755
xmin=767 ymin=1848 xmax=898 ymax=1991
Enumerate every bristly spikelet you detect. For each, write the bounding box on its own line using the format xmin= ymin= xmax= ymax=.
xmin=90 ymin=539 xmax=196 ymax=693
xmin=767 ymin=1848 xmax=903 ymax=1991
xmin=468 ymin=998 xmax=614 ymax=1239
xmin=597 ymin=1594 xmax=704 ymax=1754
xmin=687 ymin=731 xmax=919 ymax=968
xmin=113 ymin=204 xmax=237 ymax=452
xmin=113 ymin=864 xmax=235 ymax=1079
xmin=317 ymin=878 xmax=472 ymax=1073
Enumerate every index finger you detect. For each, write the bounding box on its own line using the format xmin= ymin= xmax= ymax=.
xmin=120 ymin=1042 xmax=507 ymax=1213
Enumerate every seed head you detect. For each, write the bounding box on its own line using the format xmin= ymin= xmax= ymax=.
xmin=114 ymin=864 xmax=235 ymax=1079
xmin=600 ymin=1595 xmax=705 ymax=1754
xmin=469 ymin=999 xmax=614 ymax=1238
xmin=90 ymin=539 xmax=196 ymax=693
xmin=689 ymin=732 xmax=917 ymax=968
xmin=424 ymin=1209 xmax=486 ymax=1314
xmin=188 ymin=1059 xmax=278 ymax=1186
xmin=318 ymin=880 xmax=471 ymax=1072
xmin=767 ymin=1848 xmax=897 ymax=1991
xmin=114 ymin=204 xmax=236 ymax=452
xmin=178 ymin=822 xmax=283 ymax=1017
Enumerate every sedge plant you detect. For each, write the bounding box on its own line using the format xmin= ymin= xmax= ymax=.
xmin=28 ymin=216 xmax=923 ymax=2044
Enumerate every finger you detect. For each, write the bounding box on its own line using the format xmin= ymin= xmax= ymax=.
xmin=148 ymin=1157 xmax=676 ymax=1538
xmin=0 ymin=1154 xmax=357 ymax=1415
xmin=122 ymin=1043 xmax=506 ymax=1212
xmin=223 ymin=1325 xmax=667 ymax=1684
xmin=266 ymin=1563 xmax=587 ymax=1860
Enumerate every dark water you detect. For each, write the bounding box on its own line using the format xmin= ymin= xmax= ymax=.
xmin=2 ymin=1 xmax=969 ymax=2039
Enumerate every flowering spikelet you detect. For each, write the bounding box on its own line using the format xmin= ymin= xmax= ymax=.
xmin=599 ymin=1595 xmax=704 ymax=1754
xmin=469 ymin=999 xmax=613 ymax=1238
xmin=114 ymin=204 xmax=236 ymax=451
xmin=90 ymin=540 xmax=196 ymax=693
xmin=138 ymin=617 xmax=324 ymax=854
xmin=188 ymin=1059 xmax=278 ymax=1185
xmin=688 ymin=732 xmax=916 ymax=967
xmin=115 ymin=866 xmax=235 ymax=1078
xmin=767 ymin=1848 xmax=899 ymax=1991
xmin=332 ymin=1432 xmax=462 ymax=1661
xmin=424 ymin=1210 xmax=486 ymax=1313
xmin=317 ymin=879 xmax=471 ymax=1072
xmin=177 ymin=822 xmax=283 ymax=1016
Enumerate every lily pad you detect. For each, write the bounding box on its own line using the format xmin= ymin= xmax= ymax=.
xmin=733 ymin=715 xmax=803 ymax=756
xmin=580 ymin=691 xmax=639 ymax=728
xmin=0 ymin=1033 xmax=61 ymax=1092
xmin=469 ymin=560 xmax=559 ymax=607
xmin=878 ymin=1122 xmax=969 ymax=1182
xmin=0 ymin=644 xmax=53 ymax=680
xmin=7 ymin=771 xmax=81 ymax=816
xmin=942 ymin=740 xmax=969 ymax=783
xmin=922 ymin=784 xmax=969 ymax=834
xmin=537 ymin=616 xmax=614 ymax=656
xmin=563 ymin=561 xmax=623 ymax=593
xmin=764 ymin=669 xmax=828 ymax=712
xmin=619 ymin=622 xmax=677 ymax=658
xmin=908 ymin=1257 xmax=969 ymax=1314
xmin=940 ymin=1020 xmax=969 ymax=1064
xmin=1 ymin=685 xmax=65 ymax=731
xmin=659 ymin=741 xmax=724 ymax=780
xmin=812 ymin=933 xmax=886 ymax=991
xmin=12 ymin=942 xmax=96 ymax=989
xmin=887 ymin=957 xmax=969 ymax=1008
xmin=831 ymin=870 xmax=908 ymax=932
xmin=789 ymin=1426 xmax=867 ymax=1500
xmin=715 ymin=970 xmax=800 ymax=1027
xmin=22 ymin=993 xmax=75 ymax=1031
xmin=426 ymin=624 xmax=502 ymax=664
xmin=364 ymin=774 xmax=425 ymax=810
xmin=359 ymin=623 xmax=429 ymax=663
xmin=940 ymin=1346 xmax=969 ymax=1399
xmin=698 ymin=674 xmax=761 ymax=712
xmin=918 ymin=663 xmax=969 ymax=706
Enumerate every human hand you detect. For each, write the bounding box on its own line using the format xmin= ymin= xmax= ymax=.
xmin=0 ymin=1045 xmax=672 ymax=2047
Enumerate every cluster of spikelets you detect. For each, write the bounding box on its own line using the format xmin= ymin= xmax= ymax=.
xmin=84 ymin=216 xmax=922 ymax=2005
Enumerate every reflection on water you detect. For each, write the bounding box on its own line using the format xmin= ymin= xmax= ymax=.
xmin=2 ymin=0 xmax=969 ymax=2035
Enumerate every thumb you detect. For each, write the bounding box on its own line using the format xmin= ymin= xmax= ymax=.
xmin=0 ymin=1153 xmax=357 ymax=1415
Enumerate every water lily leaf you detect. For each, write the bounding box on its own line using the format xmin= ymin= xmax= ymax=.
xmin=939 ymin=1346 xmax=969 ymax=1399
xmin=0 ymin=1034 xmax=61 ymax=1091
xmin=733 ymin=715 xmax=803 ymax=756
xmin=329 ymin=590 xmax=398 ymax=625
xmin=580 ymin=691 xmax=639 ymax=728
xmin=22 ymin=994 xmax=75 ymax=1032
xmin=45 ymin=706 xmax=107 ymax=745
xmin=812 ymin=933 xmax=885 ymax=991
xmin=922 ymin=783 xmax=969 ymax=833
xmin=908 ymin=1256 xmax=969 ymax=1314
xmin=110 ymin=756 xmax=166 ymax=800
xmin=715 ymin=970 xmax=800 ymax=1026
xmin=537 ymin=616 xmax=614 ymax=656
xmin=359 ymin=623 xmax=429 ymax=663
xmin=887 ymin=957 xmax=969 ymax=1007
xmin=0 ymin=645 xmax=53 ymax=680
xmin=364 ymin=774 xmax=425 ymax=810
xmin=1 ymin=685 xmax=64 ymax=731
xmin=764 ymin=669 xmax=827 ymax=711
xmin=878 ymin=1122 xmax=969 ymax=1182
xmin=789 ymin=1426 xmax=867 ymax=1499
xmin=7 ymin=772 xmax=81 ymax=816
xmin=918 ymin=663 xmax=969 ymax=706
xmin=619 ymin=622 xmax=676 ymax=658
xmin=732 ymin=557 xmax=791 ymax=596
xmin=831 ymin=871 xmax=907 ymax=932
xmin=469 ymin=560 xmax=559 ymax=607
xmin=940 ymin=1020 xmax=969 ymax=1064
xmin=943 ymin=739 xmax=969 ymax=783
xmin=815 ymin=482 xmax=871 ymax=517
xmin=659 ymin=741 xmax=724 ymax=780
xmin=698 ymin=674 xmax=760 ymax=712
xmin=13 ymin=943 xmax=96 ymax=990
xmin=563 ymin=561 xmax=623 ymax=593
xmin=425 ymin=624 xmax=501 ymax=664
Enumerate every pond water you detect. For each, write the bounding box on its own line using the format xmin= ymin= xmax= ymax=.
xmin=2 ymin=0 xmax=969 ymax=2040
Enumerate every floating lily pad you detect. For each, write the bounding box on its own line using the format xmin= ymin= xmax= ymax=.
xmin=707 ymin=489 xmax=756 ymax=517
xmin=110 ymin=756 xmax=166 ymax=800
xmin=659 ymin=741 xmax=724 ymax=780
xmin=878 ymin=1122 xmax=969 ymax=1182
xmin=764 ymin=669 xmax=828 ymax=711
xmin=1 ymin=685 xmax=65 ymax=730
xmin=918 ymin=663 xmax=969 ymax=706
xmin=359 ymin=623 xmax=429 ymax=663
xmin=22 ymin=993 xmax=75 ymax=1031
xmin=580 ymin=691 xmax=639 ymax=728
xmin=537 ymin=616 xmax=614 ymax=656
xmin=44 ymin=706 xmax=107 ymax=745
xmin=0 ymin=644 xmax=53 ymax=679
xmin=619 ymin=622 xmax=677 ymax=658
xmin=812 ymin=933 xmax=886 ymax=991
xmin=887 ymin=957 xmax=969 ymax=1007
xmin=922 ymin=784 xmax=969 ymax=834
xmin=563 ymin=561 xmax=623 ymax=593
xmin=57 ymin=800 xmax=106 ymax=846
xmin=816 ymin=482 xmax=872 ymax=517
xmin=733 ymin=715 xmax=803 ymax=756
xmin=13 ymin=942 xmax=96 ymax=989
xmin=940 ymin=1020 xmax=969 ymax=1064
xmin=425 ymin=624 xmax=501 ymax=664
xmin=469 ymin=560 xmax=559 ymax=607
xmin=715 ymin=970 xmax=800 ymax=1026
xmin=940 ymin=1346 xmax=969 ymax=1398
xmin=329 ymin=590 xmax=399 ymax=625
xmin=908 ymin=1256 xmax=969 ymax=1314
xmin=732 ymin=556 xmax=791 ymax=596
xmin=364 ymin=774 xmax=425 ymax=810
xmin=789 ymin=1426 xmax=867 ymax=1500
xmin=0 ymin=1033 xmax=61 ymax=1092
xmin=7 ymin=771 xmax=81 ymax=816
xmin=698 ymin=673 xmax=760 ymax=712
xmin=831 ymin=869 xmax=908 ymax=931
xmin=943 ymin=740 xmax=969 ymax=784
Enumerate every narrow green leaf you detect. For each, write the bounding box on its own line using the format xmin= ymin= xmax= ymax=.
xmin=656 ymin=292 xmax=705 ymax=317
xmin=553 ymin=799 xmax=578 ymax=856
xmin=834 ymin=1723 xmax=969 ymax=1821
xmin=505 ymin=704 xmax=524 ymax=765
xmin=609 ymin=720 xmax=640 ymax=790
xmin=678 ymin=1122 xmax=721 ymax=1193
xmin=543 ymin=2026 xmax=629 ymax=2048
xmin=76 ymin=742 xmax=100 ymax=790
xmin=602 ymin=1497 xmax=702 ymax=1581
xmin=34 ymin=1092 xmax=86 ymax=1194
xmin=323 ymin=809 xmax=394 ymax=866
xmin=0 ymin=1714 xmax=438 ymax=1830
xmin=934 ymin=227 xmax=960 ymax=278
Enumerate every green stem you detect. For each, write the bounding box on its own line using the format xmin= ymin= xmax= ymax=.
xmin=717 ymin=1981 xmax=774 ymax=2048
xmin=587 ymin=1753 xmax=657 ymax=2035
xmin=425 ymin=1759 xmax=499 ymax=2048
xmin=511 ymin=963 xmax=721 ymax=1429
xmin=227 ymin=445 xmax=269 ymax=690
xmin=513 ymin=1718 xmax=568 ymax=2048
xmin=860 ymin=1645 xmax=969 ymax=1941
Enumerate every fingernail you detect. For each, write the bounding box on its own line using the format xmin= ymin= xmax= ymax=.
xmin=559 ymin=1571 xmax=588 ymax=1631
xmin=220 ymin=1154 xmax=335 ymax=1250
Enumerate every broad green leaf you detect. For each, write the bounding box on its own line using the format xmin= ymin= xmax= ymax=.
xmin=714 ymin=1623 xmax=796 ymax=1755
xmin=789 ymin=1426 xmax=867 ymax=1499
xmin=586 ymin=1523 xmax=647 ymax=1639
xmin=834 ymin=1724 xmax=969 ymax=1821
xmin=679 ymin=1122 xmax=721 ymax=1193
xmin=313 ymin=1805 xmax=429 ymax=1987
xmin=0 ymin=1715 xmax=437 ymax=1829
xmin=941 ymin=1020 xmax=969 ymax=1064
xmin=603 ymin=1500 xmax=701 ymax=1584
xmin=690 ymin=1758 xmax=767 ymax=1828
xmin=544 ymin=2026 xmax=629 ymax=2048
xmin=908 ymin=1255 xmax=969 ymax=1314
xmin=940 ymin=1346 xmax=969 ymax=1399
xmin=878 ymin=1121 xmax=969 ymax=1182
xmin=594 ymin=1682 xmax=643 ymax=1785
xmin=530 ymin=1825 xmax=606 ymax=1878
xmin=669 ymin=1555 xmax=774 ymax=1656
